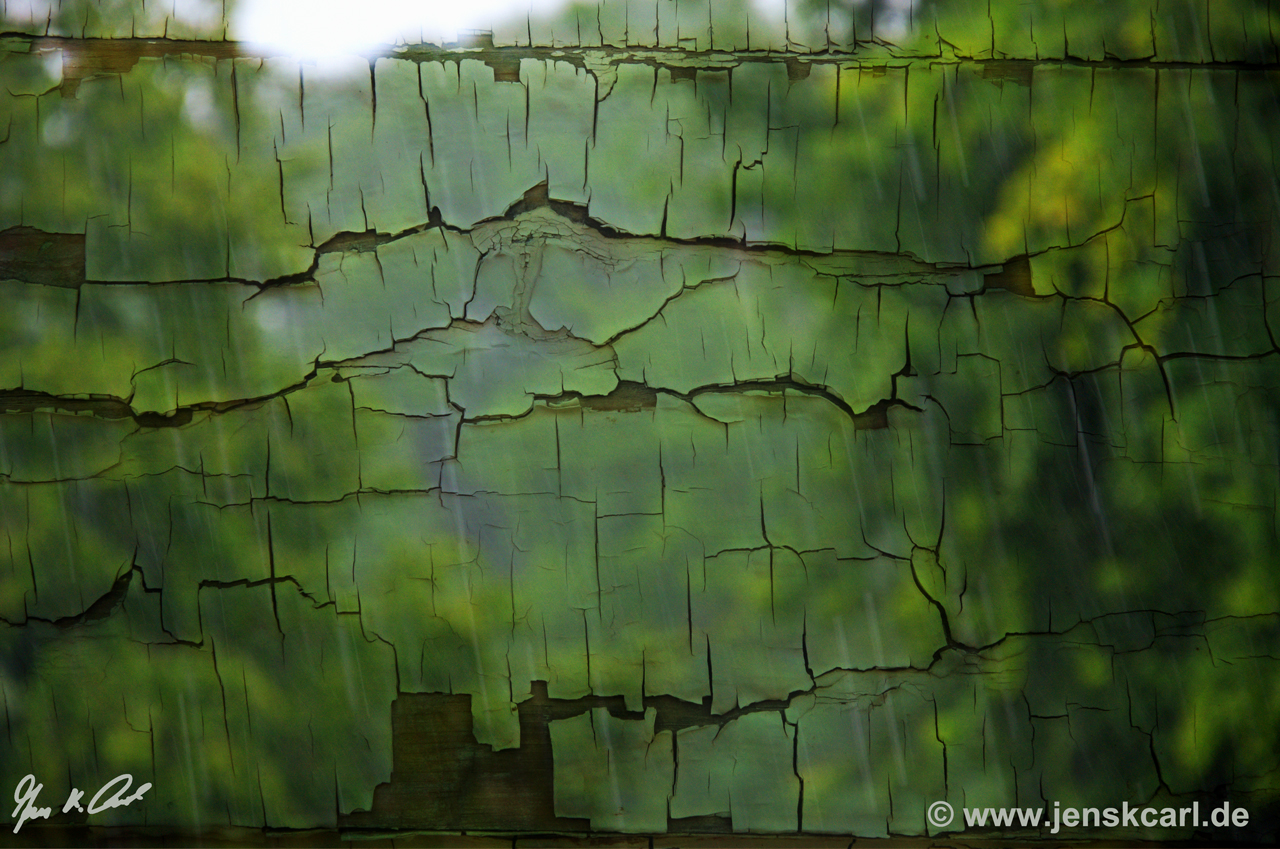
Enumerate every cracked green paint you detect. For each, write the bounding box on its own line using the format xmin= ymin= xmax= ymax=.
xmin=1 ymin=0 xmax=1279 ymax=842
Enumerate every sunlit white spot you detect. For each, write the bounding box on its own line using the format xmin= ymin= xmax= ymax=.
xmin=182 ymin=79 xmax=219 ymax=130
xmin=233 ymin=0 xmax=572 ymax=60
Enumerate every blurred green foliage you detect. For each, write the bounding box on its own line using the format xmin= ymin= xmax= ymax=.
xmin=0 ymin=0 xmax=1278 ymax=841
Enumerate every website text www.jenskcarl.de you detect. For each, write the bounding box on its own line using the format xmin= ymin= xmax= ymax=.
xmin=926 ymin=799 xmax=1250 ymax=834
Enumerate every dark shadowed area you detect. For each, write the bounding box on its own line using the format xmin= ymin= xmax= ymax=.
xmin=1 ymin=0 xmax=1278 ymax=846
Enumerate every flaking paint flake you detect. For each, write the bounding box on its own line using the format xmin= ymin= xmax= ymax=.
xmin=1 ymin=0 xmax=1279 ymax=844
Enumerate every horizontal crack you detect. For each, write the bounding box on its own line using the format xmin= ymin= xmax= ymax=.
xmin=15 ymin=34 xmax=1279 ymax=74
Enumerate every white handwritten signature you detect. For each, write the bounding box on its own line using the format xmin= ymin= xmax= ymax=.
xmin=11 ymin=773 xmax=151 ymax=833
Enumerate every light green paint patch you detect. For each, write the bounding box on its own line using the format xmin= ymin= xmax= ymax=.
xmin=0 ymin=412 xmax=130 ymax=481
xmin=266 ymin=380 xmax=361 ymax=502
xmin=354 ymin=406 xmax=456 ymax=491
xmin=349 ymin=369 xmax=453 ymax=418
xmin=696 ymin=548 xmax=810 ymax=714
xmin=527 ymin=243 xmax=672 ymax=344
xmin=550 ymin=708 xmax=674 ymax=832
xmin=797 ymin=675 xmax=946 ymax=836
xmin=672 ymin=712 xmax=799 ymax=831
xmin=802 ymin=551 xmax=946 ymax=674
xmin=401 ymin=322 xmax=618 ymax=418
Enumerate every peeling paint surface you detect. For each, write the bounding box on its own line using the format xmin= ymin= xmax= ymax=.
xmin=1 ymin=0 xmax=1279 ymax=845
